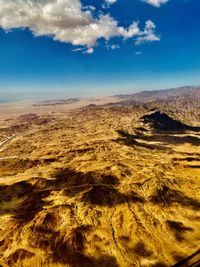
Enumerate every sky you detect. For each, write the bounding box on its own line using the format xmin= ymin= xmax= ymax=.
xmin=0 ymin=0 xmax=200 ymax=101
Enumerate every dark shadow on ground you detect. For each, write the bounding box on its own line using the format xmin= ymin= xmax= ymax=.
xmin=50 ymin=168 xmax=144 ymax=206
xmin=184 ymin=165 xmax=200 ymax=169
xmin=140 ymin=111 xmax=200 ymax=133
xmin=150 ymin=184 xmax=200 ymax=211
xmin=115 ymin=130 xmax=170 ymax=151
xmin=1 ymin=167 xmax=199 ymax=266
xmin=0 ymin=168 xmax=144 ymax=225
xmin=171 ymin=249 xmax=200 ymax=267
xmin=173 ymin=157 xmax=200 ymax=162
xmin=27 ymin=217 xmax=119 ymax=267
xmin=0 ymin=181 xmax=50 ymax=222
xmin=137 ymin=133 xmax=200 ymax=146
xmin=116 ymin=130 xmax=200 ymax=151
xmin=133 ymin=241 xmax=153 ymax=257
xmin=5 ymin=221 xmax=119 ymax=267
xmin=166 ymin=220 xmax=193 ymax=242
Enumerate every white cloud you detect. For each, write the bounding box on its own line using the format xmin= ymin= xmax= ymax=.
xmin=84 ymin=47 xmax=94 ymax=54
xmin=105 ymin=0 xmax=117 ymax=5
xmin=135 ymin=20 xmax=160 ymax=44
xmin=103 ymin=0 xmax=117 ymax=8
xmin=72 ymin=47 xmax=84 ymax=52
xmin=110 ymin=44 xmax=120 ymax=49
xmin=106 ymin=44 xmax=120 ymax=50
xmin=82 ymin=5 xmax=96 ymax=11
xmin=143 ymin=0 xmax=169 ymax=7
xmin=104 ymin=0 xmax=169 ymax=7
xmin=0 ymin=0 xmax=160 ymax=52
xmin=72 ymin=46 xmax=94 ymax=54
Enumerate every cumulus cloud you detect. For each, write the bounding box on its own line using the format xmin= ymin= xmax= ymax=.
xmin=105 ymin=0 xmax=117 ymax=5
xmin=143 ymin=0 xmax=169 ymax=7
xmin=103 ymin=0 xmax=117 ymax=8
xmin=0 ymin=0 xmax=160 ymax=52
xmin=135 ymin=20 xmax=160 ymax=44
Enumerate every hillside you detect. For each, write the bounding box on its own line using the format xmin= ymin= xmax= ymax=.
xmin=115 ymin=86 xmax=200 ymax=102
xmin=0 ymin=90 xmax=199 ymax=267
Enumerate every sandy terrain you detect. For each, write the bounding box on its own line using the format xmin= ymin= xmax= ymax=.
xmin=0 ymin=96 xmax=125 ymax=121
xmin=0 ymin=94 xmax=199 ymax=267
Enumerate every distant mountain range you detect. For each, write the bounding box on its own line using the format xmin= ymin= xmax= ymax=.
xmin=115 ymin=86 xmax=200 ymax=102
xmin=104 ymin=86 xmax=200 ymax=126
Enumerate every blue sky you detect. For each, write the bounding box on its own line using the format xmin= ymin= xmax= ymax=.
xmin=0 ymin=0 xmax=200 ymax=101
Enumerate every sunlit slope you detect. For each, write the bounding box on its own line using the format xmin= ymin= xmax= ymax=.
xmin=0 ymin=104 xmax=199 ymax=267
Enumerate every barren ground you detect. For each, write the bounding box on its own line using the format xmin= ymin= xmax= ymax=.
xmin=0 ymin=97 xmax=199 ymax=267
